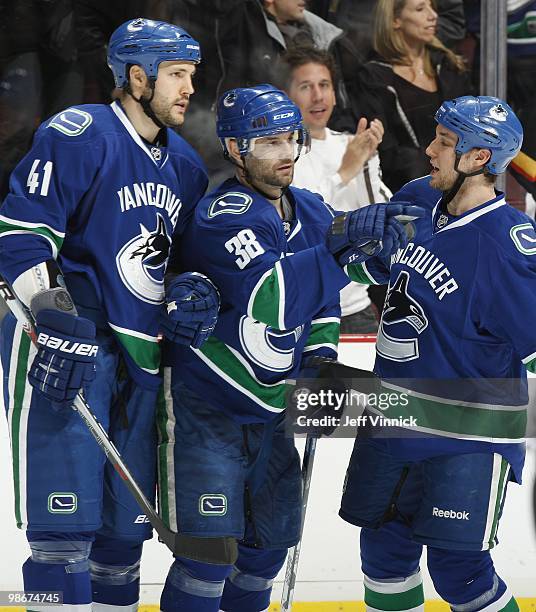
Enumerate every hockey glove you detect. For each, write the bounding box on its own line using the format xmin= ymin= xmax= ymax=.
xmin=326 ymin=203 xmax=425 ymax=266
xmin=28 ymin=309 xmax=98 ymax=410
xmin=287 ymin=357 xmax=379 ymax=438
xmin=287 ymin=356 xmax=348 ymax=438
xmin=160 ymin=272 xmax=220 ymax=349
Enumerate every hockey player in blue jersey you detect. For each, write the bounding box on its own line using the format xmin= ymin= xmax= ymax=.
xmin=0 ymin=18 xmax=220 ymax=611
xmin=339 ymin=96 xmax=534 ymax=610
xmin=156 ymin=84 xmax=421 ymax=611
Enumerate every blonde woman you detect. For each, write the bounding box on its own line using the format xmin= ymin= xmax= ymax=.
xmin=356 ymin=0 xmax=473 ymax=191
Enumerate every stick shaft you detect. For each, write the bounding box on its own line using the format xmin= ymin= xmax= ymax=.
xmin=280 ymin=436 xmax=317 ymax=611
xmin=0 ymin=277 xmax=238 ymax=563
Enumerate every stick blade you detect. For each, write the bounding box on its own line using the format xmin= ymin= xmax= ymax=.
xmin=160 ymin=531 xmax=238 ymax=565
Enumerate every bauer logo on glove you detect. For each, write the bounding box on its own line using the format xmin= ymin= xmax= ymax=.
xmin=36 ymin=332 xmax=99 ymax=357
xmin=28 ymin=308 xmax=98 ymax=410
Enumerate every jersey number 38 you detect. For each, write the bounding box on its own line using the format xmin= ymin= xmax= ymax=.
xmin=225 ymin=229 xmax=265 ymax=269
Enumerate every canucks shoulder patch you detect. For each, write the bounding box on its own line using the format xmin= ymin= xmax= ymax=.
xmin=510 ymin=223 xmax=536 ymax=255
xmin=207 ymin=192 xmax=252 ymax=218
xmin=48 ymin=108 xmax=93 ymax=137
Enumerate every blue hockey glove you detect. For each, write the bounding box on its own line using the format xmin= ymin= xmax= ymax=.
xmin=160 ymin=272 xmax=220 ymax=349
xmin=28 ymin=309 xmax=98 ymax=410
xmin=326 ymin=203 xmax=425 ymax=266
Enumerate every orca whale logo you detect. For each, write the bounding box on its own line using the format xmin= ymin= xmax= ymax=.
xmin=377 ymin=271 xmax=428 ymax=362
xmin=116 ymin=214 xmax=171 ymax=304
xmin=382 ymin=271 xmax=428 ymax=333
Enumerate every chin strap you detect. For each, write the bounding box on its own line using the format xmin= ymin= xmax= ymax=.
xmin=126 ymin=79 xmax=166 ymax=130
xmin=441 ymin=154 xmax=486 ymax=208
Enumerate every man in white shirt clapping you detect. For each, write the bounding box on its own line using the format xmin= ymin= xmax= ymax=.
xmin=283 ymin=46 xmax=392 ymax=333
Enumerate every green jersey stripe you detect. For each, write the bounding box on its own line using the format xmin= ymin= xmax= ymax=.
xmin=482 ymin=454 xmax=505 ymax=550
xmin=155 ymin=368 xmax=177 ymax=531
xmin=0 ymin=214 xmax=65 ymax=238
xmin=248 ymin=266 xmax=281 ymax=329
xmin=370 ymin=385 xmax=526 ymax=440
xmin=525 ymin=357 xmax=536 ymax=374
xmin=305 ymin=321 xmax=340 ymax=349
xmin=196 ymin=336 xmax=290 ymax=411
xmin=0 ymin=220 xmax=64 ymax=258
xmin=108 ymin=324 xmax=160 ymax=374
xmin=345 ymin=261 xmax=378 ymax=285
xmin=10 ymin=328 xmax=31 ymax=528
xmin=488 ymin=457 xmax=509 ymax=549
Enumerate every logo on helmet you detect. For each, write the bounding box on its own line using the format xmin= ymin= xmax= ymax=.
xmin=489 ymin=104 xmax=508 ymax=121
xmin=273 ymin=112 xmax=294 ymax=121
xmin=128 ymin=18 xmax=146 ymax=31
xmin=223 ymin=93 xmax=238 ymax=108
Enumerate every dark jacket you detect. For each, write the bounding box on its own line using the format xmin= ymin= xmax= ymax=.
xmin=212 ymin=0 xmax=362 ymax=124
xmin=356 ymin=50 xmax=474 ymax=192
xmin=74 ymin=0 xmax=154 ymax=57
xmin=73 ymin=0 xmax=167 ymax=102
xmin=1 ymin=0 xmax=76 ymax=64
xmin=307 ymin=0 xmax=466 ymax=60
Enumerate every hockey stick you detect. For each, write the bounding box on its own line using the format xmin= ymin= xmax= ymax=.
xmin=280 ymin=360 xmax=377 ymax=609
xmin=280 ymin=435 xmax=317 ymax=611
xmin=0 ymin=275 xmax=237 ymax=566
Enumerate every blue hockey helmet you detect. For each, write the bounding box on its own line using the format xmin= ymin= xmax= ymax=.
xmin=435 ymin=96 xmax=523 ymax=175
xmin=216 ymin=84 xmax=310 ymax=158
xmin=107 ymin=18 xmax=201 ymax=88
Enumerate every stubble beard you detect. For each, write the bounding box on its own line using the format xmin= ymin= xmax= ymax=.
xmin=146 ymin=90 xmax=185 ymax=128
xmin=250 ymin=159 xmax=294 ymax=189
xmin=430 ymin=172 xmax=456 ymax=192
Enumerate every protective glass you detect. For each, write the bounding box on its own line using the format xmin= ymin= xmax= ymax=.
xmin=247 ymin=129 xmax=311 ymax=160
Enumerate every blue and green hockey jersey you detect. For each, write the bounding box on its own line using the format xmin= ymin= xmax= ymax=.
xmin=347 ymin=175 xmax=536 ymax=479
xmin=0 ymin=101 xmax=208 ymax=388
xmin=166 ymin=177 xmax=352 ymax=423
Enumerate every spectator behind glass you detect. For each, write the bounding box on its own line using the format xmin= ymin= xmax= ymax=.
xmin=307 ymin=0 xmax=466 ymax=61
xmin=282 ymin=47 xmax=392 ymax=333
xmin=171 ymin=0 xmax=366 ymax=191
xmin=357 ymin=0 xmax=473 ymax=192
xmin=212 ymin=0 xmax=365 ymax=131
